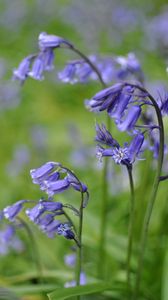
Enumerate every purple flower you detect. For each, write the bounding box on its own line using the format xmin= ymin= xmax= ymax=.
xmin=95 ymin=123 xmax=119 ymax=147
xmin=109 ymin=86 xmax=133 ymax=120
xmin=95 ymin=123 xmax=144 ymax=166
xmin=13 ymin=55 xmax=34 ymax=83
xmin=85 ymin=83 xmax=123 ymax=113
xmin=30 ymin=161 xmax=58 ymax=185
xmin=38 ymin=32 xmax=73 ymax=51
xmin=3 ymin=200 xmax=27 ymax=221
xmin=28 ymin=53 xmax=45 ymax=80
xmin=43 ymin=178 xmax=70 ymax=196
xmin=38 ymin=200 xmax=63 ymax=211
xmin=43 ymin=48 xmax=55 ymax=71
xmin=117 ymin=105 xmax=141 ymax=132
xmin=26 ymin=203 xmax=45 ymax=223
xmin=43 ymin=219 xmax=61 ymax=238
xmin=58 ymin=62 xmax=77 ymax=84
xmin=56 ymin=223 xmax=75 ymax=240
xmin=0 ymin=225 xmax=24 ymax=256
xmin=64 ymin=272 xmax=86 ymax=288
xmin=128 ymin=133 xmax=144 ymax=163
xmin=66 ymin=173 xmax=88 ymax=193
xmin=64 ymin=253 xmax=76 ymax=267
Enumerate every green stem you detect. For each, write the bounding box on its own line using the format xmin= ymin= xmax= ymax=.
xmin=97 ymin=115 xmax=111 ymax=278
xmin=17 ymin=217 xmax=42 ymax=283
xmin=126 ymin=84 xmax=164 ymax=299
xmin=76 ymin=192 xmax=84 ymax=300
xmin=126 ymin=165 xmax=135 ymax=292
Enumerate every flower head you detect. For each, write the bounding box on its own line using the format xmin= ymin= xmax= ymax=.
xmin=38 ymin=32 xmax=73 ymax=51
xmin=13 ymin=55 xmax=34 ymax=84
xmin=3 ymin=200 xmax=27 ymax=221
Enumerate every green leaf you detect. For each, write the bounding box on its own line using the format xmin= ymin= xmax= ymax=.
xmin=47 ymin=282 xmax=111 ymax=300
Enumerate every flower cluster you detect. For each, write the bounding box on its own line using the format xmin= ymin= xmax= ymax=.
xmin=13 ymin=32 xmax=73 ymax=84
xmin=95 ymin=124 xmax=144 ymax=167
xmin=2 ymin=162 xmax=88 ymax=243
xmin=86 ymin=83 xmax=148 ymax=132
xmin=58 ymin=52 xmax=143 ymax=85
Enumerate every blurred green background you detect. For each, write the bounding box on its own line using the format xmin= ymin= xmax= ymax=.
xmin=0 ymin=0 xmax=168 ymax=299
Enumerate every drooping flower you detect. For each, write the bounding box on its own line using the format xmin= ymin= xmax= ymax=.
xmin=96 ymin=123 xmax=144 ymax=167
xmin=85 ymin=83 xmax=123 ymax=113
xmin=13 ymin=55 xmax=34 ymax=83
xmin=30 ymin=161 xmax=59 ymax=185
xmin=95 ymin=123 xmax=119 ymax=147
xmin=116 ymin=105 xmax=141 ymax=132
xmin=3 ymin=200 xmax=27 ymax=221
xmin=38 ymin=32 xmax=73 ymax=51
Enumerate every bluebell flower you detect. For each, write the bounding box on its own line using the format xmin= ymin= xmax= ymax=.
xmin=109 ymin=86 xmax=133 ymax=120
xmin=96 ymin=123 xmax=144 ymax=166
xmin=0 ymin=225 xmax=24 ymax=255
xmin=85 ymin=83 xmax=123 ymax=113
xmin=38 ymin=32 xmax=73 ymax=51
xmin=117 ymin=105 xmax=141 ymax=132
xmin=43 ymin=219 xmax=61 ymax=238
xmin=66 ymin=173 xmax=88 ymax=193
xmin=64 ymin=253 xmax=76 ymax=267
xmin=13 ymin=55 xmax=34 ymax=83
xmin=43 ymin=178 xmax=70 ymax=196
xmin=3 ymin=200 xmax=27 ymax=221
xmin=30 ymin=161 xmax=59 ymax=185
xmin=58 ymin=62 xmax=77 ymax=84
xmin=28 ymin=53 xmax=45 ymax=80
xmin=160 ymin=94 xmax=168 ymax=115
xmin=95 ymin=123 xmax=119 ymax=147
xmin=26 ymin=203 xmax=45 ymax=223
xmin=56 ymin=223 xmax=75 ymax=240
xmin=43 ymin=48 xmax=55 ymax=71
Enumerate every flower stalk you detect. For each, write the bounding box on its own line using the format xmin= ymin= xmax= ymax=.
xmin=126 ymin=165 xmax=135 ymax=292
xmin=125 ymin=84 xmax=164 ymax=299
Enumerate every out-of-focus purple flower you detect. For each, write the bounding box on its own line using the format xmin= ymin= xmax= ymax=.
xmin=64 ymin=253 xmax=76 ymax=267
xmin=3 ymin=200 xmax=27 ymax=221
xmin=58 ymin=62 xmax=78 ymax=84
xmin=115 ymin=53 xmax=143 ymax=80
xmin=6 ymin=145 xmax=30 ymax=177
xmin=43 ymin=219 xmax=61 ymax=238
xmin=64 ymin=272 xmax=86 ymax=288
xmin=26 ymin=203 xmax=45 ymax=223
xmin=13 ymin=55 xmax=34 ymax=83
xmin=43 ymin=48 xmax=55 ymax=71
xmin=160 ymin=94 xmax=168 ymax=115
xmin=0 ymin=225 xmax=24 ymax=256
xmin=117 ymin=105 xmax=141 ymax=132
xmin=28 ymin=53 xmax=45 ymax=80
xmin=38 ymin=32 xmax=73 ymax=51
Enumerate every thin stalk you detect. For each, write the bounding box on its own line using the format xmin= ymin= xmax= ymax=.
xmin=17 ymin=217 xmax=42 ymax=283
xmin=126 ymin=84 xmax=164 ymax=299
xmin=69 ymin=46 xmax=106 ymax=88
xmin=126 ymin=165 xmax=135 ymax=292
xmin=76 ymin=192 xmax=84 ymax=300
xmin=97 ymin=115 xmax=111 ymax=278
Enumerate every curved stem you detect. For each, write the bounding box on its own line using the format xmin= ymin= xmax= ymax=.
xmin=17 ymin=217 xmax=42 ymax=283
xmin=97 ymin=115 xmax=111 ymax=278
xmin=69 ymin=46 xmax=106 ymax=88
xmin=126 ymin=83 xmax=164 ymax=299
xmin=126 ymin=165 xmax=135 ymax=292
